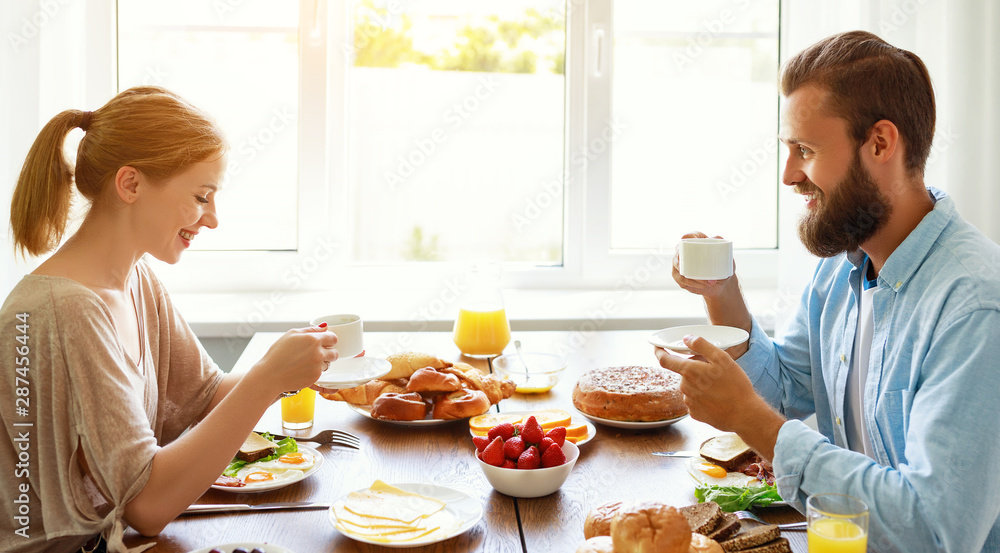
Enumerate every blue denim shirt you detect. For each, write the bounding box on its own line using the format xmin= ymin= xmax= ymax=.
xmin=738 ymin=189 xmax=1000 ymax=552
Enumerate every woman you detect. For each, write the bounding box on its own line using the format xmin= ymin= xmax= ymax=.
xmin=0 ymin=86 xmax=337 ymax=552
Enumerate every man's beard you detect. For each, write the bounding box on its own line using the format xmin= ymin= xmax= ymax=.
xmin=796 ymin=153 xmax=893 ymax=258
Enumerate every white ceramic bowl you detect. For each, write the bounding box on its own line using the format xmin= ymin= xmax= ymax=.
xmin=491 ymin=353 xmax=566 ymax=394
xmin=476 ymin=441 xmax=579 ymax=498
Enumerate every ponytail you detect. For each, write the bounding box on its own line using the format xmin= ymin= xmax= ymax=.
xmin=9 ymin=86 xmax=227 ymax=257
xmin=10 ymin=110 xmax=91 ymax=257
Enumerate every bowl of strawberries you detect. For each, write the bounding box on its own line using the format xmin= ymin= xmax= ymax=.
xmin=473 ymin=415 xmax=580 ymax=498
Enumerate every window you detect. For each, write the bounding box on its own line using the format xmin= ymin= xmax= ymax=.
xmin=115 ymin=0 xmax=780 ymax=292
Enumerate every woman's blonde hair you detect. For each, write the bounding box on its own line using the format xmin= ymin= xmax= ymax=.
xmin=10 ymin=86 xmax=227 ymax=257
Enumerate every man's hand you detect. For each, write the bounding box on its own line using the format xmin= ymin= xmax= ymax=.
xmin=673 ymin=232 xmax=737 ymax=300
xmin=655 ymin=335 xmax=785 ymax=461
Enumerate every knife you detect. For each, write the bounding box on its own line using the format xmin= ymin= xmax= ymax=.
xmin=651 ymin=451 xmax=697 ymax=458
xmin=182 ymin=502 xmax=331 ymax=515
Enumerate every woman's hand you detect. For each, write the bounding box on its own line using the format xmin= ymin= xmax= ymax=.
xmin=252 ymin=325 xmax=339 ymax=396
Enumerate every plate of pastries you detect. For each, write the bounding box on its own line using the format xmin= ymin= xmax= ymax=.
xmin=318 ymin=352 xmax=516 ymax=425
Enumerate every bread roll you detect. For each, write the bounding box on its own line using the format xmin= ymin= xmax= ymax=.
xmin=611 ymin=501 xmax=691 ymax=553
xmin=406 ymin=368 xmax=461 ymax=394
xmin=689 ymin=533 xmax=723 ymax=553
xmin=431 ymin=389 xmax=490 ymax=419
xmin=385 ymin=352 xmax=452 ymax=380
xmin=576 ymin=536 xmax=615 ymax=553
xmin=584 ymin=501 xmax=625 ymax=539
xmin=439 ymin=363 xmax=516 ymax=404
xmin=371 ymin=392 xmax=428 ymax=421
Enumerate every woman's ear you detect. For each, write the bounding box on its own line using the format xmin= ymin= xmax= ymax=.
xmin=114 ymin=166 xmax=141 ymax=203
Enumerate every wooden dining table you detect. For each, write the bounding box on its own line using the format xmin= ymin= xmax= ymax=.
xmin=124 ymin=330 xmax=808 ymax=552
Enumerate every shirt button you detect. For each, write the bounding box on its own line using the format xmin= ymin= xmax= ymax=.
xmin=895 ymin=281 xmax=902 ymax=289
xmin=840 ymin=354 xmax=846 ymax=362
xmin=836 ymin=417 xmax=842 ymax=425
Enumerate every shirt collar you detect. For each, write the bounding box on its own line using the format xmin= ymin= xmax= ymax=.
xmin=876 ymin=187 xmax=953 ymax=292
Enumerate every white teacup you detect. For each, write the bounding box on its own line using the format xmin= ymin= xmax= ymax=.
xmin=678 ymin=238 xmax=733 ymax=280
xmin=310 ymin=313 xmax=364 ymax=359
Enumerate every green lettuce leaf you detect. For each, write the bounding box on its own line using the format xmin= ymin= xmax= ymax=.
xmin=694 ymin=483 xmax=783 ymax=512
xmin=222 ymin=433 xmax=298 ymax=478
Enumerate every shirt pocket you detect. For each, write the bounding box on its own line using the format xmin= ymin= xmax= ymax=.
xmin=875 ymin=388 xmax=911 ymax=463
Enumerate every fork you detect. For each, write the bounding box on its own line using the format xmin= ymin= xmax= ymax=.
xmin=734 ymin=510 xmax=808 ymax=531
xmin=270 ymin=429 xmax=362 ymax=450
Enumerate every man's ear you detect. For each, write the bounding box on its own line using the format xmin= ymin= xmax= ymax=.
xmin=867 ymin=119 xmax=900 ymax=165
xmin=114 ymin=166 xmax=141 ymax=204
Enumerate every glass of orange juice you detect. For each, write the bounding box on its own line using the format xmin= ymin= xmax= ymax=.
xmin=807 ymin=493 xmax=868 ymax=553
xmin=281 ymin=387 xmax=317 ymax=429
xmin=453 ymin=263 xmax=511 ymax=357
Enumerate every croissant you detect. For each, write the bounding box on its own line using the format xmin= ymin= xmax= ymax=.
xmin=384 ymin=352 xmax=453 ymax=380
xmin=440 ymin=363 xmax=516 ymax=405
xmin=320 ymin=378 xmax=406 ymax=404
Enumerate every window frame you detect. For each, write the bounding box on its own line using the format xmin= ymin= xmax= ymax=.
xmin=121 ymin=0 xmax=782 ymax=295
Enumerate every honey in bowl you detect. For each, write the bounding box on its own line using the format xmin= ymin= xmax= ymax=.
xmin=452 ymin=305 xmax=511 ymax=357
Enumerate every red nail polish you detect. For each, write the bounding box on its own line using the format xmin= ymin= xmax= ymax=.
xmin=318 ymin=322 xmax=328 ymax=328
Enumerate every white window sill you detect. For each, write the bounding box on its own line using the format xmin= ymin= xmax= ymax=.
xmin=174 ymin=287 xmax=784 ymax=339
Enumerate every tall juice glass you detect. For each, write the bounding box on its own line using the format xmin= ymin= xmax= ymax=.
xmin=281 ymin=387 xmax=317 ymax=429
xmin=453 ymin=263 xmax=511 ymax=357
xmin=453 ymin=304 xmax=511 ymax=356
xmin=807 ymin=493 xmax=868 ymax=553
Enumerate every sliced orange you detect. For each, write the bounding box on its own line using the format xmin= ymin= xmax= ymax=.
xmin=530 ymin=409 xmax=573 ymax=430
xmin=469 ymin=413 xmax=524 ymax=434
xmin=566 ymin=432 xmax=589 ymax=444
xmin=565 ymin=422 xmax=589 ymax=438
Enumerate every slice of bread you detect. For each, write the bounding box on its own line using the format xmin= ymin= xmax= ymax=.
xmin=732 ymin=537 xmax=791 ymax=553
xmin=699 ymin=433 xmax=757 ymax=471
xmin=719 ymin=525 xmax=781 ymax=552
xmin=679 ymin=502 xmax=723 ymax=534
xmin=236 ymin=432 xmax=277 ymax=463
xmin=706 ymin=512 xmax=741 ymax=542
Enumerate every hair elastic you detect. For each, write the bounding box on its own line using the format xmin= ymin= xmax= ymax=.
xmin=79 ymin=111 xmax=93 ymax=131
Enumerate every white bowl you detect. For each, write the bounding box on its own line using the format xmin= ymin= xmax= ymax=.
xmin=476 ymin=441 xmax=579 ymax=498
xmin=491 ymin=353 xmax=566 ymax=394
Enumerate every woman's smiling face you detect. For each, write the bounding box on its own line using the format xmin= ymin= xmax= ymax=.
xmin=137 ymin=157 xmax=225 ymax=264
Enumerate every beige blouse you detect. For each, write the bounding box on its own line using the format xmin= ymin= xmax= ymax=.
xmin=0 ymin=261 xmax=224 ymax=553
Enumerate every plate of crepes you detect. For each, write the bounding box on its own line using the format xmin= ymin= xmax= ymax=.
xmin=572 ymin=366 xmax=689 ymax=429
xmin=685 ymin=433 xmax=785 ymax=510
xmin=319 ymin=352 xmax=516 ymax=424
xmin=188 ymin=543 xmax=295 ymax=553
xmin=578 ymin=498 xmax=792 ymax=553
xmin=648 ymin=324 xmax=750 ymax=354
xmin=468 ymin=409 xmax=596 ymax=447
xmin=212 ymin=432 xmax=323 ymax=493
xmin=330 ymin=480 xmax=484 ymax=547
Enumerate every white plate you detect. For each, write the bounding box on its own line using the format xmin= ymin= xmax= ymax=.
xmin=575 ymin=409 xmax=689 ymax=429
xmin=648 ymin=325 xmax=749 ymax=354
xmin=211 ymin=445 xmax=324 ymax=493
xmin=314 ymin=356 xmax=392 ymax=389
xmin=347 ymin=403 xmax=466 ymax=426
xmin=187 ymin=542 xmax=294 ymax=553
xmin=467 ymin=410 xmax=597 ymax=447
xmin=330 ymin=482 xmax=484 ymax=548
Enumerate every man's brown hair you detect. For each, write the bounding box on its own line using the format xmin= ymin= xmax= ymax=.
xmin=780 ymin=31 xmax=936 ymax=176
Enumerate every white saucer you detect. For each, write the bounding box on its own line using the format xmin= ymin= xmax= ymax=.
xmin=576 ymin=409 xmax=688 ymax=429
xmin=314 ymin=356 xmax=391 ymax=388
xmin=648 ymin=325 xmax=749 ymax=354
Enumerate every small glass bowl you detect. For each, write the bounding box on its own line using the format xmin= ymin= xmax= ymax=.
xmin=491 ymin=353 xmax=566 ymax=394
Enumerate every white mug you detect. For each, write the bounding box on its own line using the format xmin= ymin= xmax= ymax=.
xmin=310 ymin=313 xmax=364 ymax=358
xmin=678 ymin=238 xmax=733 ymax=280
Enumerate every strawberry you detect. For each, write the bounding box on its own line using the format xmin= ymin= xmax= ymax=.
xmin=513 ymin=423 xmax=524 ymax=436
xmin=541 ymin=443 xmax=566 ymax=468
xmin=481 ymin=436 xmax=506 ymax=467
xmin=520 ymin=416 xmax=544 ymax=444
xmin=488 ymin=422 xmax=515 ymax=442
xmin=538 ymin=437 xmax=555 ymax=453
xmin=503 ymin=436 xmax=526 ymax=460
xmin=473 ymin=435 xmax=491 ymax=452
xmin=501 ymin=459 xmax=517 ymax=469
xmin=517 ymin=445 xmax=541 ymax=469
xmin=544 ymin=426 xmax=567 ymax=446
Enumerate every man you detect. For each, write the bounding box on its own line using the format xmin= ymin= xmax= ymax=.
xmin=656 ymin=31 xmax=1000 ymax=552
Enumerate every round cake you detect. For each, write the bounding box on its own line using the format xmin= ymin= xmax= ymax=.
xmin=572 ymin=366 xmax=687 ymax=422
